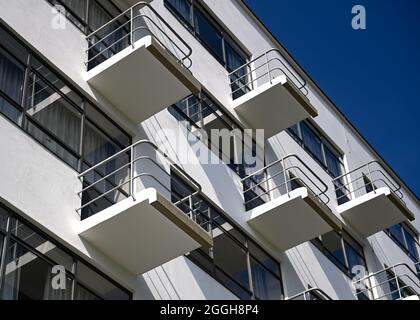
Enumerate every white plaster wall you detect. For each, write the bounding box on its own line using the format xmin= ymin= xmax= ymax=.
xmin=0 ymin=0 xmax=418 ymax=300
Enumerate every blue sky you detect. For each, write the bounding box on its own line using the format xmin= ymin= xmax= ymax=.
xmin=245 ymin=0 xmax=420 ymax=197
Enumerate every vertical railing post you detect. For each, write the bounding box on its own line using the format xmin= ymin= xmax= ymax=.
xmin=130 ymin=144 xmax=136 ymax=201
xmin=393 ymin=265 xmax=402 ymax=300
xmin=130 ymin=7 xmax=134 ymax=48
xmin=265 ymin=51 xmax=272 ymax=84
xmin=188 ymin=195 xmax=194 ymax=221
xmin=282 ymin=156 xmax=289 ymax=198
xmin=367 ymin=162 xmax=376 ymax=194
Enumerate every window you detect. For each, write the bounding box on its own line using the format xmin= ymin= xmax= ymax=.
xmin=46 ymin=0 xmax=122 ymax=34
xmin=168 ymin=92 xmax=262 ymax=179
xmin=312 ymin=230 xmax=367 ymax=278
xmin=385 ymin=224 xmax=419 ymax=262
xmin=164 ymin=0 xmax=249 ymax=75
xmin=0 ymin=204 xmax=131 ymax=300
xmin=171 ymin=173 xmax=283 ymax=300
xmin=0 ymin=24 xmax=131 ymax=218
xmin=288 ymin=121 xmax=349 ymax=204
xmin=168 ymin=93 xmax=267 ymax=211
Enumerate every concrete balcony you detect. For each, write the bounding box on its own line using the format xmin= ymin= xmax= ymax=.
xmin=333 ymin=161 xmax=415 ymax=237
xmin=76 ymin=140 xmax=212 ymax=275
xmin=229 ymin=49 xmax=317 ymax=138
xmin=241 ymin=155 xmax=341 ymax=251
xmin=84 ymin=2 xmax=200 ymax=124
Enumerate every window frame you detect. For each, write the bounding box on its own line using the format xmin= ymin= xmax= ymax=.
xmin=46 ymin=0 xmax=122 ymax=35
xmin=164 ymin=0 xmax=249 ymax=71
xmin=0 ymin=22 xmax=131 ymax=173
xmin=168 ymin=91 xmax=263 ymax=180
xmin=311 ymin=230 xmax=367 ymax=279
xmin=288 ymin=121 xmax=346 ymax=180
xmin=0 ymin=203 xmax=131 ymax=300
xmin=170 ymin=171 xmax=283 ymax=300
xmin=385 ymin=223 xmax=420 ymax=263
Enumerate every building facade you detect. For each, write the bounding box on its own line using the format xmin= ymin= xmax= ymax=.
xmin=0 ymin=0 xmax=418 ymax=300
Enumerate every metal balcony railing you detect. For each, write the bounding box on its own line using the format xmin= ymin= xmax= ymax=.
xmin=241 ymin=154 xmax=330 ymax=211
xmin=332 ymin=160 xmax=405 ymax=206
xmin=286 ymin=287 xmax=333 ymax=300
xmin=76 ymin=140 xmax=210 ymax=233
xmin=229 ymin=49 xmax=308 ymax=100
xmin=354 ymin=263 xmax=420 ymax=300
xmin=85 ymin=1 xmax=192 ymax=70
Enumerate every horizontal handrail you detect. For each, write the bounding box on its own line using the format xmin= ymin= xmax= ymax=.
xmin=229 ymin=48 xmax=308 ymax=99
xmin=354 ymin=262 xmax=420 ymax=300
xmin=241 ymin=154 xmax=330 ymax=208
xmin=286 ymin=287 xmax=333 ymax=300
xmin=85 ymin=1 xmax=192 ymax=70
xmin=76 ymin=140 xmax=210 ymax=233
xmin=332 ymin=160 xmax=405 ymax=206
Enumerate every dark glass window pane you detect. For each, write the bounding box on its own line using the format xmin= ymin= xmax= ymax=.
xmin=402 ymin=227 xmax=419 ymax=261
xmin=83 ymin=120 xmax=127 ymax=166
xmin=85 ymin=103 xmax=130 ymax=147
xmin=25 ymin=72 xmax=82 ymax=154
xmin=1 ymin=241 xmax=72 ymax=300
xmin=248 ymin=242 xmax=280 ymax=277
xmin=77 ymin=262 xmax=130 ymax=300
xmin=0 ymin=26 xmax=29 ymax=64
xmin=289 ymin=124 xmax=300 ymax=139
xmin=60 ymin=0 xmax=87 ymax=22
xmin=0 ymin=95 xmax=21 ymax=124
xmin=0 ymin=48 xmax=25 ymax=104
xmin=250 ymin=258 xmax=282 ymax=300
xmin=167 ymin=0 xmax=192 ymax=25
xmin=48 ymin=0 xmax=86 ymax=30
xmin=215 ymin=268 xmax=252 ymax=300
xmin=344 ymin=243 xmax=365 ymax=276
xmin=301 ymin=122 xmax=324 ymax=163
xmin=193 ymin=9 xmax=223 ymax=62
xmin=10 ymin=220 xmax=74 ymax=271
xmin=88 ymin=0 xmax=113 ymax=31
xmin=343 ymin=232 xmax=364 ymax=257
xmin=226 ymin=41 xmax=248 ymax=99
xmin=0 ymin=205 xmax=9 ymax=231
xmin=324 ymin=145 xmax=342 ymax=178
xmin=75 ymin=284 xmax=102 ymax=300
xmin=212 ymin=231 xmax=250 ymax=292
xmin=25 ymin=120 xmax=79 ymax=169
xmin=387 ymin=224 xmax=405 ymax=247
xmin=321 ymin=231 xmax=346 ymax=268
xmin=80 ymin=160 xmax=129 ymax=220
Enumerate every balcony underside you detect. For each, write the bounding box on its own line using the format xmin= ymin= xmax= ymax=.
xmin=337 ymin=187 xmax=415 ymax=237
xmin=85 ymin=35 xmax=201 ymax=124
xmin=78 ymin=188 xmax=212 ymax=275
xmin=232 ymin=75 xmax=318 ymax=138
xmin=246 ymin=188 xmax=342 ymax=251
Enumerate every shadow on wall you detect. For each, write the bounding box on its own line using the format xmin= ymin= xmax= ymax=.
xmin=308 ymin=243 xmax=357 ymax=300
xmin=138 ymin=112 xmax=246 ymax=221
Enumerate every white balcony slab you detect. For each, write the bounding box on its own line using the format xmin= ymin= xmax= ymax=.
xmin=246 ymin=187 xmax=341 ymax=251
xmin=337 ymin=187 xmax=415 ymax=237
xmin=231 ymin=75 xmax=318 ymax=138
xmin=85 ymin=35 xmax=201 ymax=124
xmin=78 ymin=188 xmax=212 ymax=275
